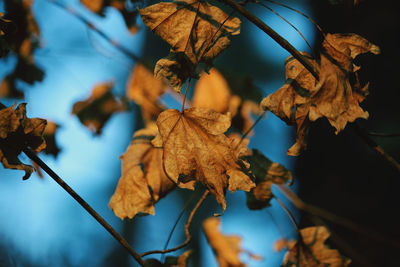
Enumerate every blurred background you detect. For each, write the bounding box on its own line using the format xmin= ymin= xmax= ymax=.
xmin=0 ymin=0 xmax=399 ymax=266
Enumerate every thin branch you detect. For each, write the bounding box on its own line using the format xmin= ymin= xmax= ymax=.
xmin=181 ymin=78 xmax=192 ymax=112
xmin=235 ymin=109 xmax=267 ymax=150
xmin=275 ymin=196 xmax=298 ymax=231
xmin=275 ymin=184 xmax=400 ymax=249
xmin=353 ymin=123 xmax=400 ymax=173
xmin=140 ymin=190 xmax=209 ymax=257
xmin=48 ymin=0 xmax=141 ymax=62
xmin=217 ymin=0 xmax=319 ymax=80
xmin=22 ymin=148 xmax=145 ymax=266
xmin=161 ymin=192 xmax=197 ymax=262
xmin=368 ymin=132 xmax=400 ymax=137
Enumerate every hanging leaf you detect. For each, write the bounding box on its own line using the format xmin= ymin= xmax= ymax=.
xmin=192 ymin=68 xmax=261 ymax=134
xmin=0 ymin=102 xmax=46 ymax=180
xmin=80 ymin=0 xmax=104 ymax=14
xmin=203 ymin=217 xmax=261 ymax=267
xmin=144 ymin=250 xmax=192 ymax=267
xmin=109 ymin=124 xmax=175 ymax=219
xmin=72 ymin=82 xmax=126 ymax=135
xmin=155 ymin=107 xmax=255 ymax=210
xmin=42 ymin=121 xmax=61 ymax=157
xmin=261 ymin=33 xmax=380 ymax=156
xmin=126 ymin=63 xmax=167 ymax=124
xmin=243 ymin=149 xmax=293 ymax=210
xmin=0 ymin=11 xmax=16 ymax=57
xmin=140 ymin=0 xmax=240 ymax=91
xmin=282 ymin=226 xmax=351 ymax=267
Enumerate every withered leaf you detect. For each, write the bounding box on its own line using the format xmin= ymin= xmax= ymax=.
xmin=192 ymin=68 xmax=260 ymax=134
xmin=127 ymin=63 xmax=167 ymax=123
xmin=139 ymin=0 xmax=240 ymax=65
xmin=144 ymin=250 xmax=192 ymax=267
xmin=203 ymin=217 xmax=260 ymax=267
xmin=80 ymin=0 xmax=104 ymax=14
xmin=155 ymin=107 xmax=255 ymax=210
xmin=72 ymin=82 xmax=126 ymax=135
xmin=42 ymin=121 xmax=61 ymax=157
xmin=0 ymin=102 xmax=46 ymax=180
xmin=243 ymin=149 xmax=293 ymax=210
xmin=283 ymin=226 xmax=351 ymax=267
xmin=261 ymin=33 xmax=380 ymax=156
xmin=109 ymin=124 xmax=175 ymax=219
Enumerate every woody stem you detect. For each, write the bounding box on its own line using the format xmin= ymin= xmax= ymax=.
xmin=22 ymin=148 xmax=145 ymax=266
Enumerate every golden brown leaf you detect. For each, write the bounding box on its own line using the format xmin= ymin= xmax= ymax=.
xmin=283 ymin=226 xmax=351 ymax=267
xmin=156 ymin=107 xmax=255 ymax=210
xmin=72 ymin=82 xmax=126 ymax=134
xmin=80 ymin=0 xmax=104 ymax=14
xmin=109 ymin=124 xmax=175 ymax=219
xmin=127 ymin=64 xmax=167 ymax=123
xmin=139 ymin=0 xmax=240 ymax=65
xmin=42 ymin=121 xmax=61 ymax=157
xmin=203 ymin=217 xmax=260 ymax=267
xmin=192 ymin=68 xmax=260 ymax=134
xmin=0 ymin=103 xmax=46 ymax=179
xmin=261 ymin=34 xmax=380 ymax=156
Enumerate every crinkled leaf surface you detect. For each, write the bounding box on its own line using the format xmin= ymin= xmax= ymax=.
xmin=127 ymin=63 xmax=167 ymax=123
xmin=109 ymin=124 xmax=175 ymax=219
xmin=42 ymin=121 xmax=61 ymax=157
xmin=261 ymin=33 xmax=380 ymax=156
xmin=156 ymin=107 xmax=255 ymax=210
xmin=243 ymin=149 xmax=293 ymax=210
xmin=139 ymin=0 xmax=240 ymax=65
xmin=283 ymin=226 xmax=351 ymax=267
xmin=0 ymin=103 xmax=46 ymax=179
xmin=72 ymin=82 xmax=126 ymax=135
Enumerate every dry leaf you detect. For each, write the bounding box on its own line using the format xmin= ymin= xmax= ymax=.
xmin=283 ymin=226 xmax=351 ymax=267
xmin=127 ymin=64 xmax=167 ymax=123
xmin=42 ymin=121 xmax=61 ymax=157
xmin=203 ymin=217 xmax=260 ymax=267
xmin=192 ymin=68 xmax=260 ymax=134
xmin=155 ymin=107 xmax=255 ymax=210
xmin=261 ymin=33 xmax=380 ymax=156
xmin=139 ymin=0 xmax=240 ymax=65
xmin=0 ymin=103 xmax=46 ymax=180
xmin=274 ymin=238 xmax=293 ymax=252
xmin=144 ymin=250 xmax=192 ymax=267
xmin=244 ymin=149 xmax=293 ymax=210
xmin=81 ymin=0 xmax=104 ymax=14
xmin=109 ymin=124 xmax=175 ymax=219
xmin=72 ymin=82 xmax=126 ymax=134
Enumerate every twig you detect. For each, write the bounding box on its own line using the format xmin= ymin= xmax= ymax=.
xmin=275 ymin=184 xmax=400 ymax=249
xmin=275 ymin=196 xmax=298 ymax=231
xmin=217 ymin=0 xmax=319 ymax=80
xmin=235 ymin=109 xmax=267 ymax=150
xmin=22 ymin=148 xmax=145 ymax=266
xmin=181 ymin=78 xmax=192 ymax=112
xmin=140 ymin=190 xmax=209 ymax=257
xmin=368 ymin=132 xmax=400 ymax=137
xmin=48 ymin=0 xmax=141 ymax=62
xmin=353 ymin=123 xmax=400 ymax=173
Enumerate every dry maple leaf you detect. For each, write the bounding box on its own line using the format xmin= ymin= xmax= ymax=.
xmin=203 ymin=217 xmax=260 ymax=267
xmin=283 ymin=226 xmax=351 ymax=267
xmin=0 ymin=102 xmax=46 ymax=180
xmin=72 ymin=81 xmax=126 ymax=135
xmin=126 ymin=63 xmax=168 ymax=124
xmin=261 ymin=33 xmax=380 ymax=156
xmin=155 ymin=107 xmax=255 ymax=210
xmin=192 ymin=68 xmax=260 ymax=134
xmin=139 ymin=0 xmax=240 ymax=65
xmin=109 ymin=124 xmax=175 ymax=219
xmin=243 ymin=149 xmax=293 ymax=210
xmin=42 ymin=121 xmax=61 ymax=157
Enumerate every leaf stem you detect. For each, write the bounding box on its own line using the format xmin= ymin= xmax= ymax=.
xmin=352 ymin=123 xmax=400 ymax=173
xmin=275 ymin=196 xmax=299 ymax=231
xmin=368 ymin=132 xmax=400 ymax=137
xmin=275 ymin=184 xmax=400 ymax=249
xmin=22 ymin=148 xmax=145 ymax=266
xmin=235 ymin=109 xmax=267 ymax=150
xmin=181 ymin=78 xmax=192 ymax=112
xmin=48 ymin=0 xmax=141 ymax=62
xmin=217 ymin=0 xmax=319 ymax=79
xmin=140 ymin=189 xmax=209 ymax=257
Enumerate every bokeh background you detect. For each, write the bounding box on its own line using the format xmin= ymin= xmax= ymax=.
xmin=1 ymin=0 xmax=399 ymax=266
